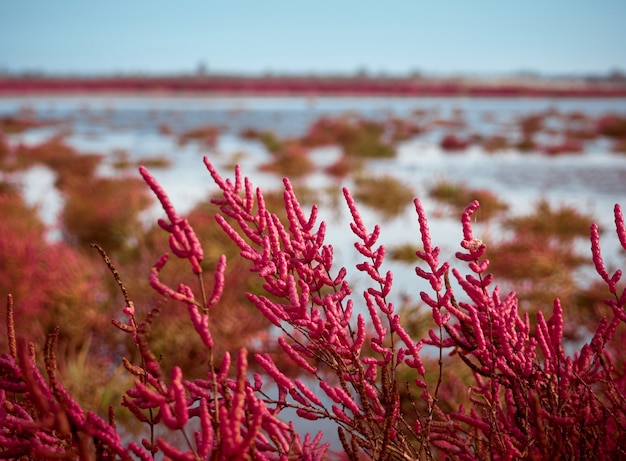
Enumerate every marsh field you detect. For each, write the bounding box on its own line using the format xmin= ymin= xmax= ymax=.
xmin=1 ymin=94 xmax=626 ymax=452
xmin=2 ymin=94 xmax=626 ymax=329
xmin=3 ymin=94 xmax=625 ymax=279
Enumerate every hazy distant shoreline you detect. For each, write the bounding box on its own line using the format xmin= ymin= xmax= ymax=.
xmin=1 ymin=74 xmax=626 ymax=98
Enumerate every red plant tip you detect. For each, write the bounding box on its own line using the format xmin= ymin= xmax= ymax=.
xmin=590 ymin=222 xmax=620 ymax=293
xmin=140 ymin=166 xmax=204 ymax=272
xmin=461 ymin=200 xmax=481 ymax=240
xmin=414 ymin=198 xmax=434 ymax=254
xmin=139 ymin=166 xmax=180 ymax=224
xmin=614 ymin=204 xmax=626 ymax=250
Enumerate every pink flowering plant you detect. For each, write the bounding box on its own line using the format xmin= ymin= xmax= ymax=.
xmin=1 ymin=156 xmax=625 ymax=459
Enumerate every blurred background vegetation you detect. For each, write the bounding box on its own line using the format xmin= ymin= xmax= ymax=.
xmin=1 ymin=107 xmax=624 ymax=426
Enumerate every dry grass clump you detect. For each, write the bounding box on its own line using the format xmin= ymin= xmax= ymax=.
xmin=240 ymin=129 xmax=316 ymax=178
xmin=540 ymin=138 xmax=584 ymax=155
xmin=6 ymin=135 xmax=155 ymax=254
xmin=480 ymin=135 xmax=509 ymax=153
xmin=428 ymin=179 xmax=508 ymax=220
xmin=324 ymin=154 xmax=363 ymax=178
xmin=596 ymin=114 xmax=626 ymax=138
xmin=353 ymin=173 xmax=414 ymax=218
xmin=487 ymin=235 xmax=588 ymax=319
xmin=0 ymin=133 xmax=11 ymax=163
xmin=61 ymin=176 xmax=153 ymax=252
xmin=110 ymin=149 xmax=133 ymax=169
xmin=241 ymin=129 xmax=284 ymax=154
xmin=387 ymin=242 xmax=423 ymax=262
xmin=488 ymin=237 xmax=587 ymax=282
xmin=223 ymin=150 xmax=248 ymax=170
xmin=178 ymin=124 xmax=220 ymax=147
xmin=258 ymin=141 xmax=316 ymax=178
xmin=503 ymin=199 xmax=595 ymax=242
xmin=514 ymin=136 xmax=537 ymax=152
xmin=344 ymin=121 xmax=396 ymax=158
xmin=111 ymin=149 xmax=172 ymax=170
xmin=386 ymin=116 xmax=424 ymax=142
xmin=439 ymin=133 xmax=470 ymax=151
xmin=427 ymin=180 xmax=466 ymax=206
xmin=487 ymin=199 xmax=599 ymax=323
xmin=14 ymin=136 xmax=103 ymax=188
xmin=302 ymin=115 xmax=397 ymax=159
xmin=0 ymin=115 xmax=42 ymax=134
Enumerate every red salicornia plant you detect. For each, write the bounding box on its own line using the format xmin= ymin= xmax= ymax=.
xmin=1 ymin=157 xmax=625 ymax=459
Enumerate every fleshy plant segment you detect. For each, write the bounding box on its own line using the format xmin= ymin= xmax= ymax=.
xmin=0 ymin=157 xmax=624 ymax=460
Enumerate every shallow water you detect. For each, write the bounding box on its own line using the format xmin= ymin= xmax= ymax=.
xmin=2 ymin=94 xmax=625 ymax=297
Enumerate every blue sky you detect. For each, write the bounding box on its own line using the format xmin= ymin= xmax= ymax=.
xmin=1 ymin=1 xmax=624 ymax=76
